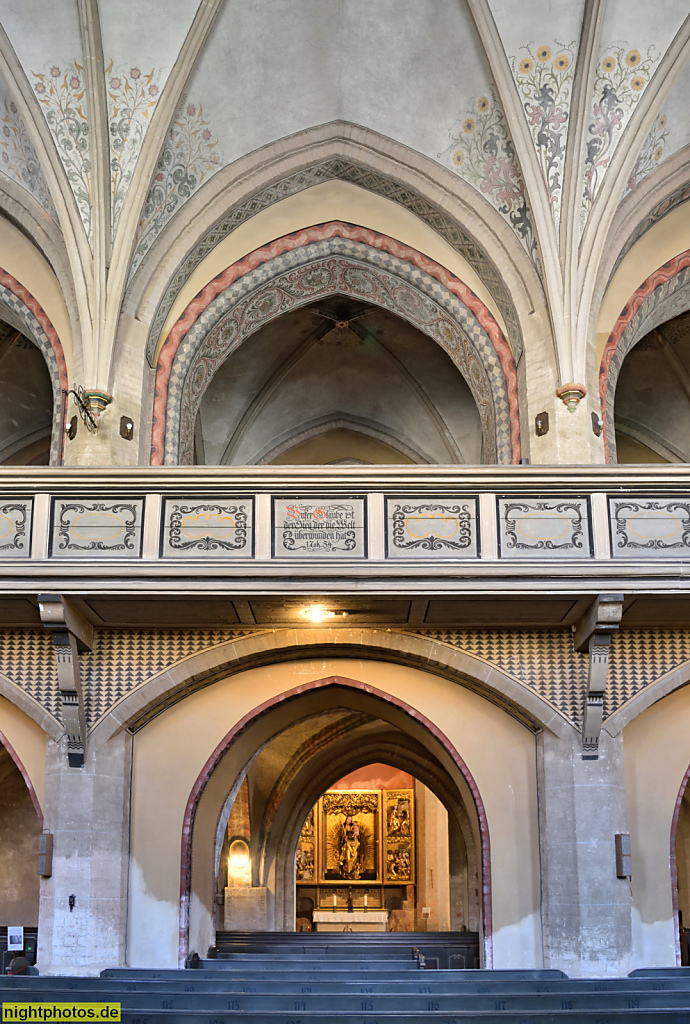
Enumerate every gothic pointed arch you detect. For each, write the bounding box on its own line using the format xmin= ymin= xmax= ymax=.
xmin=92 ymin=627 xmax=574 ymax=744
xmin=127 ymin=123 xmax=541 ymax=373
xmin=0 ymin=267 xmax=68 ymax=464
xmin=179 ymin=676 xmax=492 ymax=965
xmin=151 ymin=223 xmax=520 ymax=466
xmin=599 ymin=250 xmax=690 ymax=461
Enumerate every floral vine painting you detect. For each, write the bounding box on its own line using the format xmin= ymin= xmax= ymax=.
xmin=31 ymin=62 xmax=91 ymax=242
xmin=0 ymin=99 xmax=56 ymax=221
xmin=582 ymin=44 xmax=660 ymax=225
xmin=511 ymin=42 xmax=576 ymax=228
xmin=130 ymin=97 xmax=221 ymax=279
xmin=625 ymin=112 xmax=669 ymax=196
xmin=444 ymin=90 xmax=539 ymax=267
xmin=107 ymin=61 xmax=160 ymax=235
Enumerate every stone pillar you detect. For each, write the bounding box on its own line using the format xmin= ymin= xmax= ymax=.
xmin=538 ymin=728 xmax=632 ymax=977
xmin=37 ymin=732 xmax=132 ymax=975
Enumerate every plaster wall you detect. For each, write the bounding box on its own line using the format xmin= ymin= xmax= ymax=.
xmin=622 ymin=684 xmax=690 ymax=968
xmin=0 ymin=760 xmax=40 ymax=926
xmin=0 ymin=695 xmax=47 ymax=814
xmin=415 ymin=780 xmax=451 ymax=931
xmin=127 ymin=657 xmax=541 ymax=968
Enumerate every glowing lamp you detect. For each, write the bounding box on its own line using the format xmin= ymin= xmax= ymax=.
xmin=229 ymin=839 xmax=250 ymax=869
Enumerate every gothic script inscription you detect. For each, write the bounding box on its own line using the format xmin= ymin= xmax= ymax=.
xmin=273 ymin=497 xmax=366 ymax=558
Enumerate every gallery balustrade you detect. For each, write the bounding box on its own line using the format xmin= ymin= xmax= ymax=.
xmin=0 ymin=467 xmax=688 ymax=590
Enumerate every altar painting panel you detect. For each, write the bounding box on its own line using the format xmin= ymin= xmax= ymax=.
xmin=320 ymin=790 xmax=381 ymax=883
xmin=383 ymin=789 xmax=415 ymax=884
xmin=296 ymin=808 xmax=316 ymax=883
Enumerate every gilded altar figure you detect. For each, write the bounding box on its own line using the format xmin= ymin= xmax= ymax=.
xmin=338 ymin=815 xmax=362 ymax=879
xmin=322 ymin=790 xmax=380 ymax=882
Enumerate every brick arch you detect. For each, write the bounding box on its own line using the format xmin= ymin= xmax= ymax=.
xmin=0 ymin=267 xmax=69 ymax=465
xmin=599 ymin=250 xmax=690 ymax=462
xmin=180 ymin=675 xmax=492 ymax=965
xmin=151 ymin=223 xmax=520 ymax=466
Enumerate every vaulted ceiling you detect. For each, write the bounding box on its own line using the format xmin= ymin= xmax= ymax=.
xmin=0 ymin=0 xmax=687 ymax=409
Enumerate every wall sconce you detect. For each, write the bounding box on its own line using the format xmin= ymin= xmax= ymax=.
xmin=615 ymin=834 xmax=632 ymax=878
xmin=37 ymin=833 xmax=53 ymax=877
xmin=120 ymin=415 xmax=134 ymax=441
xmin=66 ymin=415 xmax=78 ymax=441
xmin=68 ymin=894 xmax=76 ymax=912
xmin=535 ymin=411 xmax=549 ymax=437
xmin=592 ymin=412 xmax=603 ymax=437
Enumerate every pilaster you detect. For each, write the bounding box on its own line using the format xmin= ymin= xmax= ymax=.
xmin=537 ymin=728 xmax=633 ymax=977
xmin=37 ymin=731 xmax=132 ymax=976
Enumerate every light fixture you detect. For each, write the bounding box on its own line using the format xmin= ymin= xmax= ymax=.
xmin=228 ymin=839 xmax=250 ymax=870
xmin=120 ymin=415 xmax=134 ymax=441
xmin=535 ymin=411 xmax=549 ymax=436
xmin=302 ymin=605 xmax=349 ymax=623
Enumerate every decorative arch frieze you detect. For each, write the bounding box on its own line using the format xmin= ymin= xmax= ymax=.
xmin=599 ymin=250 xmax=690 ymax=462
xmin=140 ymin=152 xmax=525 ymax=367
xmin=152 ymin=223 xmax=520 ymax=466
xmin=0 ymin=267 xmax=68 ymax=464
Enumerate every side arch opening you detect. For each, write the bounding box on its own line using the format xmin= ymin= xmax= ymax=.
xmin=181 ymin=677 xmax=492 ymax=966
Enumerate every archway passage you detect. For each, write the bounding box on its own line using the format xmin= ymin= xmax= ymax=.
xmin=184 ymin=677 xmax=489 ymax=965
xmin=614 ymin=309 xmax=690 ymax=463
xmin=673 ymin=768 xmax=690 ymax=965
xmin=289 ymin=762 xmax=474 ymax=935
xmin=0 ymin=323 xmax=53 ymax=466
xmin=195 ymin=297 xmax=482 ymax=465
xmin=153 ymin=222 xmax=520 ymax=466
xmin=0 ymin=742 xmax=41 ymax=928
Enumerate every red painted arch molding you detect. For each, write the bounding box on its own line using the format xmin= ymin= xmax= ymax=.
xmin=178 ymin=675 xmax=492 ymax=967
xmin=599 ymin=249 xmax=690 ymax=455
xmin=152 ymin=222 xmax=520 ymax=464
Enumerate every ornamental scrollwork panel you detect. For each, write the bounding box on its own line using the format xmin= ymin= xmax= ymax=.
xmin=385 ymin=497 xmax=478 ymax=558
xmin=498 ymin=496 xmax=591 ymax=558
xmin=609 ymin=497 xmax=690 ymax=558
xmin=0 ymin=499 xmax=32 ymax=557
xmin=51 ymin=498 xmax=144 ymax=558
xmin=273 ymin=497 xmax=366 ymax=558
xmin=162 ymin=498 xmax=253 ymax=557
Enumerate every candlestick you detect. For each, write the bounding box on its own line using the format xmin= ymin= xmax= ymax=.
xmin=364 ymin=894 xmax=368 ymax=908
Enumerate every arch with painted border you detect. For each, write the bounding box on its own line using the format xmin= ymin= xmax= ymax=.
xmin=179 ymin=675 xmax=493 ymax=965
xmin=125 ymin=122 xmax=542 ymax=370
xmin=606 ymin=663 xmax=690 ymax=966
xmin=151 ymin=223 xmax=521 ymax=466
xmin=599 ymin=250 xmax=690 ymax=462
xmin=0 ymin=266 xmax=69 ymax=464
xmin=0 ymin=726 xmax=43 ymax=826
xmin=262 ymin=726 xmax=484 ymax=936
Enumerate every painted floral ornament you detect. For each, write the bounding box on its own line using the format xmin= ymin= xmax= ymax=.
xmin=556 ymin=383 xmax=587 ymax=412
